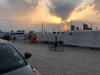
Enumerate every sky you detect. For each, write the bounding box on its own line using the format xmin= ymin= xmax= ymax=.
xmin=0 ymin=0 xmax=100 ymax=32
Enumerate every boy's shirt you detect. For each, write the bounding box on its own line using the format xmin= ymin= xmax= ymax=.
xmin=55 ymin=39 xmax=57 ymax=44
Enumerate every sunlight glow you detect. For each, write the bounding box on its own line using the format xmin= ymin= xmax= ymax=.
xmin=52 ymin=16 xmax=62 ymax=23
xmin=63 ymin=25 xmax=69 ymax=31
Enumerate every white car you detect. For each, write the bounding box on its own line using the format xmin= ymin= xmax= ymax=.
xmin=0 ymin=39 xmax=42 ymax=75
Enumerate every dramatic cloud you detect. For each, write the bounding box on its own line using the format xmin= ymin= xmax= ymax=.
xmin=6 ymin=0 xmax=39 ymax=14
xmin=2 ymin=0 xmax=100 ymax=31
xmin=76 ymin=0 xmax=93 ymax=13
xmin=48 ymin=0 xmax=83 ymax=21
xmin=76 ymin=0 xmax=100 ymax=15
xmin=93 ymin=0 xmax=100 ymax=15
xmin=4 ymin=0 xmax=85 ymax=21
xmin=95 ymin=17 xmax=100 ymax=20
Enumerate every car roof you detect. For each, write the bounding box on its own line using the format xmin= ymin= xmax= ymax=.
xmin=0 ymin=39 xmax=9 ymax=43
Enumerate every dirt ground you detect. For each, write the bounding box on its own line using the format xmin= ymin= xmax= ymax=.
xmin=11 ymin=40 xmax=100 ymax=75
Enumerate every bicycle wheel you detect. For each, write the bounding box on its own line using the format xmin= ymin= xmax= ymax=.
xmin=48 ymin=44 xmax=54 ymax=51
xmin=58 ymin=45 xmax=64 ymax=52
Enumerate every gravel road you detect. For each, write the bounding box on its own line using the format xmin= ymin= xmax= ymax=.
xmin=10 ymin=40 xmax=100 ymax=75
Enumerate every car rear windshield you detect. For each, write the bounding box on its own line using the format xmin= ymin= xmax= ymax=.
xmin=0 ymin=43 xmax=27 ymax=74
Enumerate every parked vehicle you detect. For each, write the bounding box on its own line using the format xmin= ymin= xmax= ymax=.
xmin=2 ymin=35 xmax=9 ymax=40
xmin=0 ymin=39 xmax=42 ymax=75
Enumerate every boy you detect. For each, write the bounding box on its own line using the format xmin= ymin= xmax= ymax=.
xmin=13 ymin=36 xmax=16 ymax=43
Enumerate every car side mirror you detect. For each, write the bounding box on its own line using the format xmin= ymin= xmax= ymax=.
xmin=24 ymin=52 xmax=32 ymax=59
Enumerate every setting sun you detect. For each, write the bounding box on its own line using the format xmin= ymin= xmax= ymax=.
xmin=63 ymin=25 xmax=69 ymax=31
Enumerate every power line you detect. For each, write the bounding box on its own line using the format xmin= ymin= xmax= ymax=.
xmin=0 ymin=18 xmax=61 ymax=24
xmin=0 ymin=19 xmax=42 ymax=23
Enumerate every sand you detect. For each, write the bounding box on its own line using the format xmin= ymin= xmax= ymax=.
xmin=10 ymin=40 xmax=100 ymax=75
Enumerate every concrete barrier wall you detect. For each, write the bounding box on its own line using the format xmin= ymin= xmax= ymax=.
xmin=36 ymin=30 xmax=100 ymax=48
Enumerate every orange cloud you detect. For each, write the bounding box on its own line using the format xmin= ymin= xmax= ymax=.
xmin=23 ymin=1 xmax=62 ymax=24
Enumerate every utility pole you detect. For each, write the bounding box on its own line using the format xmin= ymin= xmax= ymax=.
xmin=58 ymin=27 xmax=60 ymax=32
xmin=27 ymin=29 xmax=29 ymax=33
xmin=42 ymin=21 xmax=43 ymax=33
xmin=71 ymin=19 xmax=73 ymax=31
xmin=91 ymin=23 xmax=92 ymax=28
xmin=11 ymin=25 xmax=12 ymax=32
xmin=71 ymin=19 xmax=72 ymax=25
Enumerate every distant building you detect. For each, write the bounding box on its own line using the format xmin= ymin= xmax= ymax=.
xmin=83 ymin=23 xmax=93 ymax=30
xmin=17 ymin=30 xmax=21 ymax=32
xmin=90 ymin=27 xmax=92 ymax=30
xmin=44 ymin=31 xmax=46 ymax=33
xmin=17 ymin=30 xmax=25 ymax=32
xmin=61 ymin=32 xmax=64 ymax=34
xmin=83 ymin=24 xmax=88 ymax=30
xmin=33 ymin=31 xmax=34 ymax=33
xmin=57 ymin=32 xmax=60 ymax=34
xmin=71 ymin=25 xmax=75 ymax=30
xmin=53 ymin=32 xmax=56 ymax=34
xmin=0 ymin=30 xmax=3 ymax=33
xmin=90 ymin=23 xmax=93 ymax=30
xmin=23 ymin=30 xmax=25 ymax=32
xmin=11 ymin=32 xmax=25 ymax=40
xmin=11 ymin=30 xmax=14 ymax=32
xmin=76 ymin=26 xmax=79 ymax=30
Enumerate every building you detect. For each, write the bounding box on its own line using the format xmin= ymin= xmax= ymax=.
xmin=33 ymin=31 xmax=34 ymax=33
xmin=83 ymin=23 xmax=93 ymax=30
xmin=71 ymin=25 xmax=75 ymax=30
xmin=0 ymin=30 xmax=3 ymax=33
xmin=11 ymin=32 xmax=25 ymax=40
xmin=89 ymin=28 xmax=92 ymax=30
xmin=90 ymin=23 xmax=93 ymax=30
xmin=76 ymin=26 xmax=79 ymax=30
xmin=53 ymin=32 xmax=56 ymax=34
xmin=24 ymin=32 xmax=36 ymax=40
xmin=83 ymin=24 xmax=88 ymax=30
xmin=17 ymin=30 xmax=25 ymax=33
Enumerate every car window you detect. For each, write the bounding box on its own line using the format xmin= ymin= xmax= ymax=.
xmin=0 ymin=43 xmax=27 ymax=74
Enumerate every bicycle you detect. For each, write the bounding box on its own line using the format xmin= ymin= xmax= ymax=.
xmin=48 ymin=43 xmax=64 ymax=52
